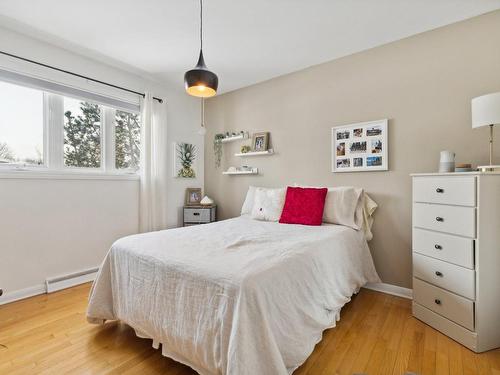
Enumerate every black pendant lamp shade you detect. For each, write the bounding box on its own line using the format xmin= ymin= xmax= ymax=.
xmin=185 ymin=50 xmax=218 ymax=98
xmin=184 ymin=0 xmax=218 ymax=98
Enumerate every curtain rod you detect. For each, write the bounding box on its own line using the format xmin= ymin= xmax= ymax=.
xmin=0 ymin=50 xmax=164 ymax=104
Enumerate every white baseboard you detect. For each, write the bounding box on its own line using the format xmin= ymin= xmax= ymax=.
xmin=363 ymin=282 xmax=413 ymax=299
xmin=1 ymin=275 xmax=409 ymax=306
xmin=45 ymin=267 xmax=99 ymax=293
xmin=0 ymin=266 xmax=99 ymax=306
xmin=0 ymin=284 xmax=46 ymax=305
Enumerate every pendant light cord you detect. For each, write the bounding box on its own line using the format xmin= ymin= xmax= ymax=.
xmin=200 ymin=0 xmax=203 ymax=51
xmin=201 ymin=98 xmax=205 ymax=126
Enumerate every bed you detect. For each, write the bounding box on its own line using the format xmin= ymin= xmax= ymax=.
xmin=87 ymin=215 xmax=380 ymax=375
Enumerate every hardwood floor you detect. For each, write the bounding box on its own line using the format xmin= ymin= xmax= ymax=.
xmin=1 ymin=284 xmax=499 ymax=375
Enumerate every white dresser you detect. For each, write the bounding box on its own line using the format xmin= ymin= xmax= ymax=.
xmin=411 ymin=172 xmax=500 ymax=352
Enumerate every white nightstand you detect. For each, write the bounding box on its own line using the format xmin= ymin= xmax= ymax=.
xmin=183 ymin=205 xmax=217 ymax=226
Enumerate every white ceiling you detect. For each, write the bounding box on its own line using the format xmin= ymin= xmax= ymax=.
xmin=0 ymin=0 xmax=499 ymax=94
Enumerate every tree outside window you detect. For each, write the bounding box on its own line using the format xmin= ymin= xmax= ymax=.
xmin=115 ymin=110 xmax=140 ymax=170
xmin=64 ymin=100 xmax=101 ymax=168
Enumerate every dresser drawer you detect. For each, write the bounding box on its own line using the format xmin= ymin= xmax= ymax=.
xmin=413 ymin=176 xmax=476 ymax=206
xmin=184 ymin=208 xmax=211 ymax=223
xmin=413 ymin=303 xmax=477 ymax=351
xmin=413 ymin=253 xmax=475 ymax=299
xmin=413 ymin=278 xmax=474 ymax=330
xmin=413 ymin=203 xmax=476 ymax=238
xmin=413 ymin=228 xmax=474 ymax=269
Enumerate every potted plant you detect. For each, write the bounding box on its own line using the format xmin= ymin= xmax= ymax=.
xmin=214 ymin=133 xmax=224 ymax=168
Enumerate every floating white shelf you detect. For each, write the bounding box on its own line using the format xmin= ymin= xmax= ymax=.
xmin=234 ymin=150 xmax=274 ymax=157
xmin=219 ymin=134 xmax=249 ymax=143
xmin=222 ymin=168 xmax=258 ymax=175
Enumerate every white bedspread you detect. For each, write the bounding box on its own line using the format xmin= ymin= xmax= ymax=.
xmin=87 ymin=216 xmax=380 ymax=375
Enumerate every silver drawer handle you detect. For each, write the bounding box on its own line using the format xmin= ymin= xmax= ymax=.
xmin=435 ymin=217 xmax=444 ymax=222
xmin=434 ymin=299 xmax=441 ymax=305
xmin=436 ymin=188 xmax=444 ymax=193
xmin=434 ymin=244 xmax=442 ymax=250
xmin=435 ymin=271 xmax=443 ymax=277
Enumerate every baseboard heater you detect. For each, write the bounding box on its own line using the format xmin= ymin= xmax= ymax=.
xmin=45 ymin=267 xmax=99 ymax=293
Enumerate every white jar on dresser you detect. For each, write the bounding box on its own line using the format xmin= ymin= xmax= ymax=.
xmin=411 ymin=172 xmax=500 ymax=352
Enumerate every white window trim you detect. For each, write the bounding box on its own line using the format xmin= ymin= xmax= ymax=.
xmin=48 ymin=93 xmax=63 ymax=169
xmin=0 ymin=169 xmax=139 ymax=181
xmin=103 ymin=107 xmax=115 ymax=173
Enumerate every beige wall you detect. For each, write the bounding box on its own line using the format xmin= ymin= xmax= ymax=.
xmin=204 ymin=11 xmax=500 ymax=288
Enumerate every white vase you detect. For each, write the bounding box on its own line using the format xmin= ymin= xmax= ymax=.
xmin=439 ymin=150 xmax=455 ymax=172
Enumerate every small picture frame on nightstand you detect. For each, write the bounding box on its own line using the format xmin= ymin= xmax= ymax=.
xmin=185 ymin=188 xmax=202 ymax=206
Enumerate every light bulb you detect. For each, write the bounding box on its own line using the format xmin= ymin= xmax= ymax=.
xmin=198 ymin=125 xmax=207 ymax=136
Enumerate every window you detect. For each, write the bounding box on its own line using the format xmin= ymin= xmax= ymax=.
xmin=0 ymin=81 xmax=44 ymax=166
xmin=64 ymin=98 xmax=102 ymax=168
xmin=0 ymin=78 xmax=141 ymax=174
xmin=115 ymin=110 xmax=140 ymax=170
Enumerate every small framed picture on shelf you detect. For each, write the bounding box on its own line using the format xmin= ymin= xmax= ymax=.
xmin=252 ymin=132 xmax=269 ymax=152
xmin=185 ymin=188 xmax=202 ymax=206
xmin=331 ymin=119 xmax=388 ymax=173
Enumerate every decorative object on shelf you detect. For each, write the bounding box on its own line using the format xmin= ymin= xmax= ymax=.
xmin=252 ymin=132 xmax=269 ymax=152
xmin=200 ymin=195 xmax=214 ymax=206
xmin=241 ymin=145 xmax=251 ymax=153
xmin=438 ymin=150 xmax=455 ymax=173
xmin=214 ymin=134 xmax=224 ymax=168
xmin=455 ymin=163 xmax=473 ymax=172
xmin=331 ymin=119 xmax=388 ymax=172
xmin=471 ymin=92 xmax=500 ymax=172
xmin=184 ymin=0 xmax=218 ymax=98
xmin=185 ymin=188 xmax=202 ymax=206
xmin=239 ymin=165 xmax=252 ymax=172
xmin=174 ymin=142 xmax=197 ymax=178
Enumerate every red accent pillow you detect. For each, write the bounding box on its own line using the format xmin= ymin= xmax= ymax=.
xmin=279 ymin=187 xmax=328 ymax=226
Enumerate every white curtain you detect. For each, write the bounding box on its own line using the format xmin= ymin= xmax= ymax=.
xmin=139 ymin=92 xmax=168 ymax=232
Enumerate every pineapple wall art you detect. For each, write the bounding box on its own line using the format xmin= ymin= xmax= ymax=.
xmin=173 ymin=142 xmax=197 ymax=178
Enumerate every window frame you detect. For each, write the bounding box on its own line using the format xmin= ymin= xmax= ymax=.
xmin=0 ymin=87 xmax=48 ymax=170
xmin=112 ymin=108 xmax=141 ymax=173
xmin=62 ymin=95 xmax=104 ymax=172
xmin=0 ymin=83 xmax=141 ymax=178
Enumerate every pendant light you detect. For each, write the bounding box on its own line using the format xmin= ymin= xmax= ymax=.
xmin=185 ymin=0 xmax=218 ymax=98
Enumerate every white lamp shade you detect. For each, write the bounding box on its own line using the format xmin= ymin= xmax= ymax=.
xmin=471 ymin=92 xmax=500 ymax=128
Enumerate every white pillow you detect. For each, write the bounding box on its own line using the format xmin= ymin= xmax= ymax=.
xmin=294 ymin=184 xmax=362 ymax=228
xmin=241 ymin=186 xmax=257 ymax=215
xmin=250 ymin=187 xmax=286 ymax=221
xmin=324 ymin=186 xmax=363 ymax=229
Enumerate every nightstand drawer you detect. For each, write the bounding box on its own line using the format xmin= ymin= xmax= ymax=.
xmin=414 ymin=278 xmax=474 ymax=330
xmin=413 ymin=228 xmax=474 ymax=269
xmin=413 ymin=253 xmax=475 ymax=300
xmin=413 ymin=203 xmax=476 ymax=238
xmin=413 ymin=176 xmax=476 ymax=206
xmin=184 ymin=208 xmax=211 ymax=223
